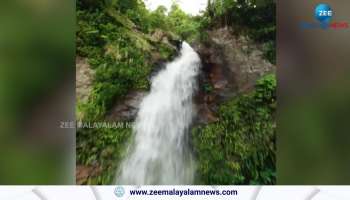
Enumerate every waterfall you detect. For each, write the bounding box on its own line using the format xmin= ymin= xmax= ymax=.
xmin=117 ymin=42 xmax=201 ymax=184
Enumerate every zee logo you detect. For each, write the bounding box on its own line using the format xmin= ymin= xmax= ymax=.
xmin=314 ymin=3 xmax=333 ymax=23
xmin=300 ymin=3 xmax=348 ymax=30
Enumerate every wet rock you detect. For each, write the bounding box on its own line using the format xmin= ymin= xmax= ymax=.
xmin=106 ymin=90 xmax=147 ymax=121
xmin=204 ymin=94 xmax=215 ymax=103
xmin=196 ymin=28 xmax=275 ymax=95
xmin=76 ymin=164 xmax=102 ymax=185
xmin=196 ymin=104 xmax=218 ymax=124
xmin=193 ymin=28 xmax=275 ymax=124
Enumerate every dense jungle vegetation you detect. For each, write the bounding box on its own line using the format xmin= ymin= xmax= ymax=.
xmin=76 ymin=0 xmax=276 ymax=184
xmin=193 ymin=74 xmax=276 ymax=184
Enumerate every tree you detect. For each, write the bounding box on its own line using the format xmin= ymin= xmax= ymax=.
xmin=168 ymin=3 xmax=200 ymax=40
xmin=149 ymin=5 xmax=169 ymax=31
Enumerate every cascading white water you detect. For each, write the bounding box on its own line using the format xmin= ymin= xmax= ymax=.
xmin=117 ymin=42 xmax=200 ymax=184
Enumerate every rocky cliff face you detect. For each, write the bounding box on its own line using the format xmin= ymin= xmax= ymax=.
xmin=102 ymin=28 xmax=276 ymax=124
xmin=77 ymin=28 xmax=275 ymax=125
xmin=193 ymin=28 xmax=275 ymax=124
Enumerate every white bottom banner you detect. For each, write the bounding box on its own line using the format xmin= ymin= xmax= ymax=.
xmin=0 ymin=186 xmax=349 ymax=200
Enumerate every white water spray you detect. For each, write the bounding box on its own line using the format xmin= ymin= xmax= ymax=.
xmin=117 ymin=42 xmax=200 ymax=184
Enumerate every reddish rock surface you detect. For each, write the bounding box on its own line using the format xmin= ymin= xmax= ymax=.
xmin=106 ymin=90 xmax=146 ymax=122
xmin=76 ymin=164 xmax=102 ymax=185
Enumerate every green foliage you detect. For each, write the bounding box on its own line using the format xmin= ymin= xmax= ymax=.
xmin=76 ymin=0 xmax=180 ymax=184
xmin=167 ymin=4 xmax=201 ymax=41
xmin=77 ymin=5 xmax=156 ymax=120
xmin=192 ymin=74 xmax=276 ymax=184
xmin=203 ymin=82 xmax=214 ymax=93
xmin=262 ymin=40 xmax=276 ymax=64
xmin=76 ymin=0 xmax=276 ymax=185
xmin=77 ymin=126 xmax=132 ymax=184
xmin=77 ymin=0 xmax=139 ymax=14
xmin=149 ymin=6 xmax=169 ymax=31
xmin=202 ymin=0 xmax=276 ymax=63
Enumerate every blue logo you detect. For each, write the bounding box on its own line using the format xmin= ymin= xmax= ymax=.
xmin=300 ymin=3 xmax=348 ymax=30
xmin=314 ymin=3 xmax=333 ymax=23
xmin=114 ymin=186 xmax=125 ymax=198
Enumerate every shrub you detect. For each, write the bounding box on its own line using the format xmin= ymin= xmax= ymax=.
xmin=192 ymin=74 xmax=276 ymax=184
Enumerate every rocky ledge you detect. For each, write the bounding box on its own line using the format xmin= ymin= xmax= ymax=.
xmin=193 ymin=28 xmax=275 ymax=124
